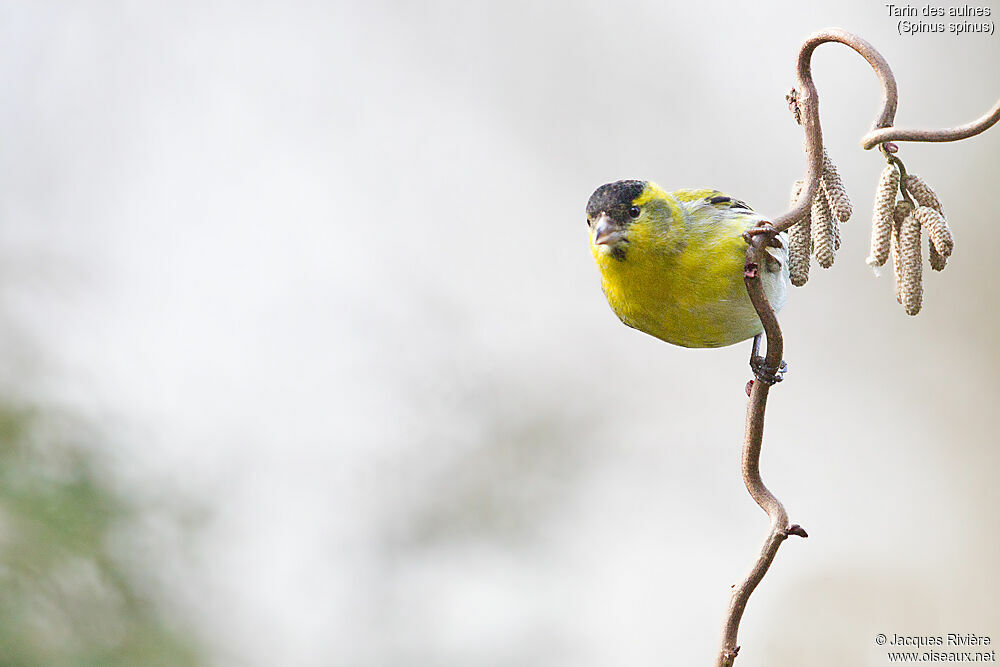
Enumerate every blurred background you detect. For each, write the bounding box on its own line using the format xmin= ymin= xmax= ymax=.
xmin=1 ymin=1 xmax=998 ymax=665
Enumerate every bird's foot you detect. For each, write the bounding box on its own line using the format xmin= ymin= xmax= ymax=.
xmin=749 ymin=355 xmax=787 ymax=386
xmin=747 ymin=333 xmax=787 ymax=387
xmin=742 ymin=223 xmax=783 ymax=248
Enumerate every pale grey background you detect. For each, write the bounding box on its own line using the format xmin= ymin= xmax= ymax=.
xmin=1 ymin=1 xmax=998 ymax=665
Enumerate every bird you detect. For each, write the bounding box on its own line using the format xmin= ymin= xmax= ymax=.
xmin=586 ymin=179 xmax=790 ymax=382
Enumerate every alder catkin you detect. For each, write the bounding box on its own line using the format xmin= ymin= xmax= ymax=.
xmin=891 ymin=201 xmax=913 ymax=304
xmin=903 ymin=174 xmax=944 ymax=214
xmin=928 ymin=235 xmax=948 ymax=271
xmin=821 ymin=150 xmax=853 ymax=222
xmin=789 ymin=179 xmax=808 ymax=213
xmin=786 ymin=88 xmax=802 ymax=125
xmin=868 ymin=163 xmax=900 ymax=269
xmin=904 ymin=174 xmax=953 ymax=272
xmin=898 ymin=205 xmax=923 ymax=315
xmin=811 ymin=189 xmax=835 ymax=268
xmin=913 ymin=205 xmax=954 ymax=258
xmin=787 ymin=180 xmax=811 ymax=286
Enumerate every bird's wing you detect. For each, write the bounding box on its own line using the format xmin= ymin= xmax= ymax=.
xmin=672 ymin=189 xmax=754 ymax=212
xmin=677 ymin=189 xmax=788 ymax=275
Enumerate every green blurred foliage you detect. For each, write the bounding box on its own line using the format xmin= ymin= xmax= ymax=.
xmin=0 ymin=403 xmax=200 ymax=667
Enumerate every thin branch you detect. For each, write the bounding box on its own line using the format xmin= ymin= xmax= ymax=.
xmin=716 ymin=28 xmax=999 ymax=667
xmin=861 ymin=97 xmax=1000 ymax=148
xmin=715 ymin=235 xmax=796 ymax=667
xmin=774 ymin=28 xmax=1000 ymax=233
xmin=772 ymin=29 xmax=898 ymax=233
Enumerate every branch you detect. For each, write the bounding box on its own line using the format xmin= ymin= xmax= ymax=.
xmin=715 ymin=235 xmax=802 ymax=667
xmin=771 ymin=28 xmax=999 ymax=234
xmin=770 ymin=29 xmax=898 ymax=233
xmin=716 ymin=28 xmax=999 ymax=667
xmin=861 ymin=97 xmax=1000 ymax=148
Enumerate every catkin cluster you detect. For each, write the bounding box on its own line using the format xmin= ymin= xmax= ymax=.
xmin=866 ymin=164 xmax=954 ymax=315
xmin=786 ymin=150 xmax=853 ymax=286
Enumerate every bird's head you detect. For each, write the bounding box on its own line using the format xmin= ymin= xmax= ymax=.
xmin=586 ymin=179 xmax=661 ymax=261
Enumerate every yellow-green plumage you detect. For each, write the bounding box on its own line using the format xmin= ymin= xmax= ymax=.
xmin=587 ymin=181 xmax=789 ymax=348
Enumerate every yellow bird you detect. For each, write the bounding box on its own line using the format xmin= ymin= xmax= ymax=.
xmin=586 ymin=180 xmax=790 ymax=380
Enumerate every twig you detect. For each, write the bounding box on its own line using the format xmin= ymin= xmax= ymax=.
xmin=862 ymin=97 xmax=1000 ymax=148
xmin=772 ymin=28 xmax=998 ymax=235
xmin=717 ymin=28 xmax=1000 ymax=667
xmin=770 ymin=29 xmax=898 ymax=234
xmin=716 ymin=235 xmax=801 ymax=667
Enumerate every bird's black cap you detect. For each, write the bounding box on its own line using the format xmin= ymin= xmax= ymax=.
xmin=586 ymin=180 xmax=647 ymax=222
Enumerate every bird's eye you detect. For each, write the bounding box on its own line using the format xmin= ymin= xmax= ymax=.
xmin=586 ymin=216 xmax=591 ymax=227
xmin=628 ymin=206 xmax=641 ymax=218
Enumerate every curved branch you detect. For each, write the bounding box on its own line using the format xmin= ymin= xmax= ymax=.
xmin=773 ymin=28 xmax=999 ymax=233
xmin=715 ymin=234 xmax=802 ymax=667
xmin=861 ymin=97 xmax=1000 ymax=148
xmin=771 ymin=29 xmax=898 ymax=233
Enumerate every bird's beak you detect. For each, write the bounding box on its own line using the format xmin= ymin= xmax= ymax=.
xmin=593 ymin=213 xmax=620 ymax=246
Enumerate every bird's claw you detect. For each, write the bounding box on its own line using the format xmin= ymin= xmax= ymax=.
xmin=750 ymin=355 xmax=787 ymax=385
xmin=742 ymin=223 xmax=783 ymax=248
